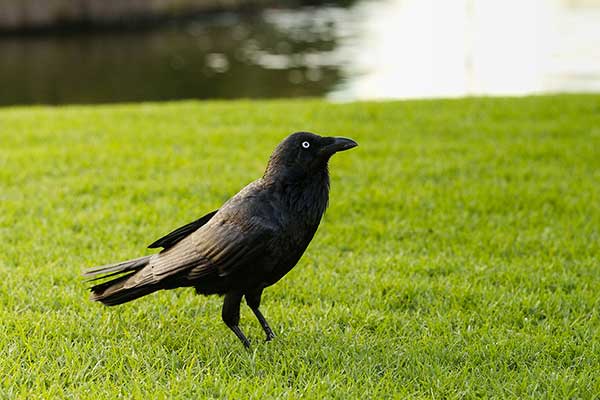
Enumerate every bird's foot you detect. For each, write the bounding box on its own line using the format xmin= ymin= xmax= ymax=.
xmin=265 ymin=329 xmax=275 ymax=342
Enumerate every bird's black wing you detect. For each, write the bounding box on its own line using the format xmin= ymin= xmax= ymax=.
xmin=148 ymin=209 xmax=218 ymax=249
xmin=140 ymin=215 xmax=276 ymax=283
xmin=188 ymin=216 xmax=276 ymax=279
xmin=149 ymin=181 xmax=277 ymax=281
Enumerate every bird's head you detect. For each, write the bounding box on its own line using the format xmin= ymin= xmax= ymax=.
xmin=264 ymin=131 xmax=358 ymax=181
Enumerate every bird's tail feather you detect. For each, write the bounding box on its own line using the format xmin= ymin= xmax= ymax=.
xmin=83 ymin=255 xmax=152 ymax=279
xmin=84 ymin=255 xmax=158 ymax=306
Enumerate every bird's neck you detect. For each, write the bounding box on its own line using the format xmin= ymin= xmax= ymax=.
xmin=274 ymin=168 xmax=331 ymax=223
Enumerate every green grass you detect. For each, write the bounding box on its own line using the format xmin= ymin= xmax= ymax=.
xmin=1 ymin=95 xmax=599 ymax=399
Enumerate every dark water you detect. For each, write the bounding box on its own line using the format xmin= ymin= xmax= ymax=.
xmin=0 ymin=8 xmax=348 ymax=105
xmin=2 ymin=1 xmax=600 ymax=105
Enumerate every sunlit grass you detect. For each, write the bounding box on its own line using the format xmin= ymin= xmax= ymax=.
xmin=1 ymin=95 xmax=599 ymax=398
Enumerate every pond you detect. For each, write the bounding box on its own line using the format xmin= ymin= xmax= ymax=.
xmin=1 ymin=0 xmax=599 ymax=105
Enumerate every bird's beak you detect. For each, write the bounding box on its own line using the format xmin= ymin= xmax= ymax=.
xmin=321 ymin=137 xmax=358 ymax=156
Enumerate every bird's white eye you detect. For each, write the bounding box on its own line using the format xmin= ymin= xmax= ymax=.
xmin=302 ymin=141 xmax=310 ymax=149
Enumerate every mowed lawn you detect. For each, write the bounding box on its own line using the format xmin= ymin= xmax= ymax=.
xmin=0 ymin=95 xmax=599 ymax=398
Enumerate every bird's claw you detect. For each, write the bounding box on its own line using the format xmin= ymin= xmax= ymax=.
xmin=265 ymin=330 xmax=275 ymax=342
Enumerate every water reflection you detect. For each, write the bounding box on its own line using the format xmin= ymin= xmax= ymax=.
xmin=331 ymin=0 xmax=600 ymax=100
xmin=0 ymin=10 xmax=345 ymax=105
xmin=0 ymin=0 xmax=599 ymax=105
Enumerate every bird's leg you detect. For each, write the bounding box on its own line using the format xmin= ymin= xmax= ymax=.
xmin=222 ymin=291 xmax=250 ymax=348
xmin=245 ymin=288 xmax=275 ymax=341
xmin=253 ymin=307 xmax=275 ymax=342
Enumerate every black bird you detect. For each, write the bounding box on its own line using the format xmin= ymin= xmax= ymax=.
xmin=84 ymin=132 xmax=357 ymax=347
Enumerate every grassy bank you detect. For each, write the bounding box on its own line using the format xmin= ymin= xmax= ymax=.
xmin=1 ymin=95 xmax=599 ymax=398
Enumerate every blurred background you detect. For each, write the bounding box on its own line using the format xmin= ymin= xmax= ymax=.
xmin=1 ymin=0 xmax=599 ymax=106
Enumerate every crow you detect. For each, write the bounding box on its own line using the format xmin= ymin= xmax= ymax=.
xmin=84 ymin=131 xmax=357 ymax=348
